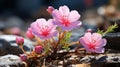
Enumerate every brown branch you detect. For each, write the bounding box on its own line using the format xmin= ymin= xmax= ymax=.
xmin=19 ymin=46 xmax=28 ymax=55
xmin=54 ymin=32 xmax=61 ymax=49
xmin=69 ymin=41 xmax=79 ymax=46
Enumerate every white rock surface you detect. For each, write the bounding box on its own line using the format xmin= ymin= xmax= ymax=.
xmin=0 ymin=35 xmax=34 ymax=51
xmin=0 ymin=54 xmax=22 ymax=67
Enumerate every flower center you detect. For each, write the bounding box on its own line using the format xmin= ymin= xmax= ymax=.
xmin=41 ymin=26 xmax=50 ymax=37
xmin=61 ymin=16 xmax=70 ymax=26
xmin=41 ymin=30 xmax=49 ymax=37
xmin=37 ymin=23 xmax=50 ymax=37
xmin=88 ymin=43 xmax=95 ymax=50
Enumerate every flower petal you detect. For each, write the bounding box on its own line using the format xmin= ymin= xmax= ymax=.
xmin=68 ymin=10 xmax=80 ymax=22
xmin=59 ymin=5 xmax=70 ymax=16
xmin=31 ymin=21 xmax=40 ymax=33
xmin=47 ymin=19 xmax=55 ymax=29
xmin=48 ymin=30 xmax=58 ymax=38
xmin=87 ymin=48 xmax=95 ymax=53
xmin=36 ymin=18 xmax=46 ymax=25
xmin=95 ymin=48 xmax=105 ymax=53
xmin=92 ymin=33 xmax=102 ymax=41
xmin=84 ymin=32 xmax=92 ymax=43
xmin=70 ymin=21 xmax=82 ymax=29
xmin=52 ymin=10 xmax=62 ymax=22
xmin=60 ymin=21 xmax=82 ymax=31
xmin=101 ymin=39 xmax=107 ymax=47
xmin=80 ymin=37 xmax=89 ymax=48
xmin=95 ymin=38 xmax=107 ymax=47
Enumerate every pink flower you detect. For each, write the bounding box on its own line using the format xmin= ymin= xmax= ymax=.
xmin=11 ymin=27 xmax=21 ymax=35
xmin=30 ymin=18 xmax=58 ymax=39
xmin=52 ymin=5 xmax=82 ymax=31
xmin=34 ymin=46 xmax=43 ymax=54
xmin=20 ymin=54 xmax=27 ymax=61
xmin=26 ymin=28 xmax=35 ymax=39
xmin=16 ymin=36 xmax=24 ymax=46
xmin=79 ymin=32 xmax=107 ymax=53
xmin=47 ymin=6 xmax=54 ymax=14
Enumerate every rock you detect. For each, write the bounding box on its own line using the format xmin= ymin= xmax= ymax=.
xmin=0 ymin=54 xmax=25 ymax=67
xmin=97 ymin=55 xmax=107 ymax=62
xmin=80 ymin=54 xmax=120 ymax=63
xmin=106 ymin=54 xmax=120 ymax=63
xmin=0 ymin=35 xmax=34 ymax=56
xmin=80 ymin=55 xmax=95 ymax=63
xmin=0 ymin=39 xmax=22 ymax=56
xmin=104 ymin=33 xmax=120 ymax=50
xmin=0 ymin=22 xmax=5 ymax=31
xmin=5 ymin=16 xmax=25 ymax=29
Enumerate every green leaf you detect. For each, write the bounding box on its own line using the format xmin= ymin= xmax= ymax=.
xmin=62 ymin=46 xmax=70 ymax=51
xmin=60 ymin=31 xmax=72 ymax=50
xmin=97 ymin=29 xmax=104 ymax=34
xmin=97 ymin=23 xmax=118 ymax=36
xmin=44 ymin=43 xmax=50 ymax=54
xmin=60 ymin=31 xmax=72 ymax=44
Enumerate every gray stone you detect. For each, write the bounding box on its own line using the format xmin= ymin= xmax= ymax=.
xmin=0 ymin=54 xmax=25 ymax=67
xmin=80 ymin=54 xmax=120 ymax=63
xmin=0 ymin=35 xmax=34 ymax=56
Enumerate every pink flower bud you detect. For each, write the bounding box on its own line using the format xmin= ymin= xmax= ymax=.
xmin=86 ymin=29 xmax=92 ymax=32
xmin=20 ymin=54 xmax=27 ymax=61
xmin=47 ymin=6 xmax=54 ymax=14
xmin=16 ymin=36 xmax=24 ymax=46
xmin=34 ymin=46 xmax=43 ymax=54
xmin=26 ymin=28 xmax=35 ymax=39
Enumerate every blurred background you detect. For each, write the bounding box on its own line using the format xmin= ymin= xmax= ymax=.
xmin=0 ymin=0 xmax=120 ymax=36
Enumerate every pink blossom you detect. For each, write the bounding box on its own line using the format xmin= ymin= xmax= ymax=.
xmin=26 ymin=28 xmax=35 ymax=39
xmin=52 ymin=5 xmax=82 ymax=31
xmin=34 ymin=46 xmax=43 ymax=54
xmin=11 ymin=27 xmax=21 ymax=35
xmin=30 ymin=18 xmax=58 ymax=39
xmin=16 ymin=36 xmax=24 ymax=46
xmin=79 ymin=32 xmax=107 ymax=53
xmin=47 ymin=6 xmax=54 ymax=14
xmin=20 ymin=54 xmax=27 ymax=61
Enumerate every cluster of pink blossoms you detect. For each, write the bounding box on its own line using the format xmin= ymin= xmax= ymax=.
xmin=28 ymin=5 xmax=82 ymax=39
xmin=16 ymin=5 xmax=107 ymax=61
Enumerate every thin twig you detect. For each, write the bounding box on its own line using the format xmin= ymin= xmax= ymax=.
xmin=19 ymin=46 xmax=28 ymax=55
xmin=69 ymin=41 xmax=79 ymax=46
xmin=54 ymin=31 xmax=66 ymax=49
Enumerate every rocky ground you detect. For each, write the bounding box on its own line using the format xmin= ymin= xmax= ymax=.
xmin=0 ymin=55 xmax=25 ymax=67
xmin=0 ymin=33 xmax=120 ymax=67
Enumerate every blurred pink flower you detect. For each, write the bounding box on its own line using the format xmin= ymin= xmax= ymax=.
xmin=47 ymin=6 xmax=54 ymax=14
xmin=20 ymin=54 xmax=27 ymax=61
xmin=30 ymin=18 xmax=58 ymax=39
xmin=26 ymin=28 xmax=35 ymax=39
xmin=16 ymin=36 xmax=24 ymax=46
xmin=52 ymin=5 xmax=82 ymax=31
xmin=34 ymin=46 xmax=43 ymax=54
xmin=79 ymin=32 xmax=107 ymax=53
xmin=11 ymin=27 xmax=21 ymax=35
